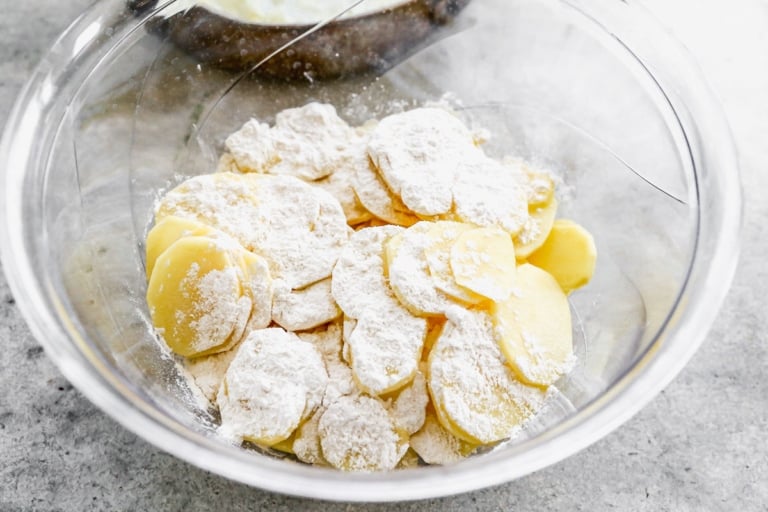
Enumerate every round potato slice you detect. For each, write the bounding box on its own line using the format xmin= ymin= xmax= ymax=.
xmin=226 ymin=103 xmax=354 ymax=181
xmin=331 ymin=225 xmax=404 ymax=319
xmin=217 ymin=327 xmax=328 ymax=446
xmin=157 ymin=173 xmax=346 ymax=289
xmin=423 ymin=221 xmax=484 ymax=305
xmin=147 ymin=236 xmax=242 ymax=357
xmin=353 ymin=157 xmax=419 ymax=227
xmin=368 ymin=108 xmax=481 ymax=217
xmin=449 ymin=227 xmax=517 ymax=302
xmin=490 ymin=263 xmax=573 ymax=387
xmin=452 ymin=156 xmax=529 ymax=236
xmin=515 ymin=197 xmax=559 ymax=259
xmin=385 ymin=221 xmax=457 ymax=316
xmin=427 ymin=307 xmax=546 ymax=444
xmin=254 ymin=177 xmax=348 ymax=289
xmin=235 ymin=249 xmax=273 ymax=335
xmin=293 ymin=408 xmax=327 ymax=466
xmin=347 ymin=307 xmax=426 ymax=396
xmin=318 ymin=394 xmax=404 ymax=472
xmin=154 ymin=172 xmax=268 ymax=244
xmin=410 ymin=408 xmax=476 ymax=465
xmin=145 ymin=215 xmax=216 ymax=279
xmin=527 ymin=219 xmax=597 ymax=293
xmin=272 ymin=278 xmax=341 ymax=332
xmin=387 ymin=367 xmax=429 ymax=436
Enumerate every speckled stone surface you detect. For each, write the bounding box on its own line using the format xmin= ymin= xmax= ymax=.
xmin=0 ymin=0 xmax=766 ymax=510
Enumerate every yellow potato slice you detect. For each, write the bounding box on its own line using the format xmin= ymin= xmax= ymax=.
xmin=147 ymin=236 xmax=243 ymax=357
xmin=490 ymin=263 xmax=573 ymax=387
xmin=423 ymin=221 xmax=484 ymax=305
xmin=292 ymin=408 xmax=327 ymax=465
xmin=514 ymin=197 xmax=558 ymax=259
xmin=410 ymin=407 xmax=476 ymax=465
xmin=524 ymin=168 xmax=555 ymax=207
xmin=145 ymin=215 xmax=216 ymax=279
xmin=235 ymin=249 xmax=272 ymax=335
xmin=427 ymin=308 xmax=546 ymax=444
xmin=352 ymin=158 xmax=419 ymax=227
xmin=528 ymin=219 xmax=597 ymax=293
xmin=271 ymin=431 xmax=296 ymax=454
xmin=449 ymin=227 xmax=517 ymax=302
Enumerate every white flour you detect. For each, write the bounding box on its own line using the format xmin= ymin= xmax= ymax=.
xmin=217 ymin=328 xmax=328 ymax=444
xmin=330 ymin=225 xmax=404 ymax=319
xmin=318 ymin=394 xmax=404 ymax=472
xmin=226 ymin=103 xmax=354 ymax=181
xmin=410 ymin=411 xmax=470 ymax=466
xmin=183 ymin=266 xmax=240 ymax=353
xmin=368 ymin=108 xmax=482 ymax=216
xmin=347 ymin=307 xmax=426 ymax=395
xmin=271 ymin=278 xmax=341 ymax=331
xmin=387 ymin=368 xmax=428 ymax=435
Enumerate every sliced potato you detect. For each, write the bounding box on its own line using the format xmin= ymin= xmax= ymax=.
xmin=234 ymin=249 xmax=273 ymax=334
xmin=318 ymin=395 xmax=404 ymax=471
xmin=422 ymin=221 xmax=484 ymax=305
xmin=145 ymin=215 xmax=216 ymax=279
xmin=385 ymin=221 xmax=459 ymax=316
xmin=217 ymin=327 xmax=328 ymax=446
xmin=514 ymin=198 xmax=558 ymax=259
xmin=410 ymin=407 xmax=476 ymax=465
xmin=147 ymin=236 xmax=242 ymax=357
xmin=427 ymin=308 xmax=546 ymax=444
xmin=528 ymin=219 xmax=597 ymax=293
xmin=449 ymin=227 xmax=517 ymax=302
xmin=490 ymin=263 xmax=573 ymax=387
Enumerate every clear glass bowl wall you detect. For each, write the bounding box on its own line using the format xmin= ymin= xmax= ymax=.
xmin=0 ymin=0 xmax=740 ymax=501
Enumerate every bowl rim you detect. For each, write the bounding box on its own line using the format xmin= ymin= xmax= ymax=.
xmin=0 ymin=0 xmax=742 ymax=502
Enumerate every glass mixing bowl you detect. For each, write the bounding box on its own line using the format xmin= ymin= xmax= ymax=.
xmin=0 ymin=0 xmax=741 ymax=501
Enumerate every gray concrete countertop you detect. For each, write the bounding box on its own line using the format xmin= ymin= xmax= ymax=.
xmin=1 ymin=0 xmax=766 ymax=510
